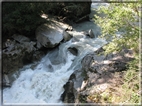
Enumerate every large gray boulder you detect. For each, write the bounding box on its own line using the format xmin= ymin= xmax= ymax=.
xmin=36 ymin=24 xmax=63 ymax=48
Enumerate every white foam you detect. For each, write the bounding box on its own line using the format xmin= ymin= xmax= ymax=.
xmin=3 ymin=3 xmax=108 ymax=103
xmin=3 ymin=52 xmax=75 ymax=104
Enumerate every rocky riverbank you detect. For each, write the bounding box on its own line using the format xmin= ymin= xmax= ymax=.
xmin=2 ymin=1 xmax=140 ymax=105
xmin=2 ymin=20 xmax=72 ymax=87
xmin=2 ymin=1 xmax=92 ymax=88
xmin=61 ymin=47 xmax=134 ymax=104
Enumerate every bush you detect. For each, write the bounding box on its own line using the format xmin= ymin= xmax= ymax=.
xmin=94 ymin=1 xmax=141 ymax=104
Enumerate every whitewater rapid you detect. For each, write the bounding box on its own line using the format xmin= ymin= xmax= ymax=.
xmin=3 ymin=2 xmax=109 ymax=105
xmin=3 ymin=35 xmax=107 ymax=105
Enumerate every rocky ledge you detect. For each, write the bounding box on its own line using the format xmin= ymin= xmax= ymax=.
xmin=61 ymin=47 xmax=134 ymax=104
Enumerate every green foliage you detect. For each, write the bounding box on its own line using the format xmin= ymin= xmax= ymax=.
xmin=94 ymin=2 xmax=141 ymax=104
xmin=95 ymin=2 xmax=140 ymax=54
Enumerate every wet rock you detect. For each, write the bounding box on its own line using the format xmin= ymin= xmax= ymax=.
xmin=2 ymin=35 xmax=45 ymax=85
xmin=2 ymin=74 xmax=11 ymax=88
xmin=81 ymin=54 xmax=94 ymax=71
xmin=61 ymin=49 xmax=134 ymax=103
xmin=36 ymin=24 xmax=63 ymax=49
xmin=88 ymin=29 xmax=95 ymax=38
xmin=48 ymin=47 xmax=66 ymax=65
xmin=69 ymin=73 xmax=76 ymax=81
xmin=62 ymin=30 xmax=73 ymax=42
xmin=68 ymin=47 xmax=78 ymax=56
xmin=61 ymin=81 xmax=75 ymax=103
xmin=60 ymin=69 xmax=86 ymax=103
xmin=65 ymin=26 xmax=73 ymax=31
xmin=83 ymin=29 xmax=96 ymax=38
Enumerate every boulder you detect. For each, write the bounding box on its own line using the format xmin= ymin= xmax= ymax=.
xmin=36 ymin=24 xmax=63 ymax=48
xmin=61 ymin=81 xmax=75 ymax=103
xmin=12 ymin=34 xmax=30 ymax=43
xmin=83 ymin=29 xmax=95 ymax=38
xmin=68 ymin=47 xmax=78 ymax=56
xmin=88 ymin=29 xmax=95 ymax=38
xmin=2 ymin=35 xmax=45 ymax=85
xmin=62 ymin=30 xmax=73 ymax=42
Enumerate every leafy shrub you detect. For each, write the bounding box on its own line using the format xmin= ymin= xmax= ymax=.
xmin=94 ymin=1 xmax=141 ymax=104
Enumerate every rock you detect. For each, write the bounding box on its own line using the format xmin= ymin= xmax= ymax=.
xmin=69 ymin=73 xmax=76 ymax=81
xmin=48 ymin=47 xmax=66 ymax=65
xmin=83 ymin=29 xmax=95 ymax=38
xmin=62 ymin=30 xmax=73 ymax=42
xmin=22 ymin=41 xmax=36 ymax=53
xmin=61 ymin=81 xmax=75 ymax=103
xmin=3 ymin=74 xmax=11 ymax=88
xmin=61 ymin=49 xmax=134 ymax=103
xmin=80 ymin=80 xmax=88 ymax=91
xmin=88 ymin=29 xmax=95 ymax=38
xmin=94 ymin=47 xmax=105 ymax=54
xmin=68 ymin=47 xmax=78 ymax=56
xmin=36 ymin=24 xmax=63 ymax=48
xmin=32 ymin=51 xmax=45 ymax=62
xmin=65 ymin=26 xmax=73 ymax=31
xmin=12 ymin=34 xmax=30 ymax=43
xmin=2 ymin=35 xmax=46 ymax=85
xmin=60 ymin=68 xmax=89 ymax=103
xmin=81 ymin=54 xmax=94 ymax=71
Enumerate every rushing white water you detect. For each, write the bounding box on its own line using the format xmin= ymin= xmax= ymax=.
xmin=3 ymin=2 xmax=109 ymax=105
xmin=3 ymin=33 xmax=107 ymax=105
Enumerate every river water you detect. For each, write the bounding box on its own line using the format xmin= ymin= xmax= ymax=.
xmin=3 ymin=2 xmax=109 ymax=105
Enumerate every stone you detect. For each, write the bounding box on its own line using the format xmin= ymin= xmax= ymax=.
xmin=81 ymin=54 xmax=94 ymax=71
xmin=3 ymin=74 xmax=11 ymax=88
xmin=61 ymin=81 xmax=75 ymax=103
xmin=88 ymin=29 xmax=95 ymax=38
xmin=2 ymin=35 xmax=45 ymax=85
xmin=36 ymin=24 xmax=63 ymax=48
xmin=68 ymin=47 xmax=78 ymax=56
xmin=12 ymin=34 xmax=30 ymax=43
xmin=83 ymin=29 xmax=95 ymax=38
xmin=62 ymin=30 xmax=73 ymax=42
xmin=61 ymin=49 xmax=134 ymax=103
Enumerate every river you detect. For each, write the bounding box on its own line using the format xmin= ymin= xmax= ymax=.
xmin=3 ymin=2 xmax=109 ymax=105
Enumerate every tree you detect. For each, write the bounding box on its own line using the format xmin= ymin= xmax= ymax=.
xmin=94 ymin=1 xmax=141 ymax=103
xmin=95 ymin=2 xmax=141 ymax=54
